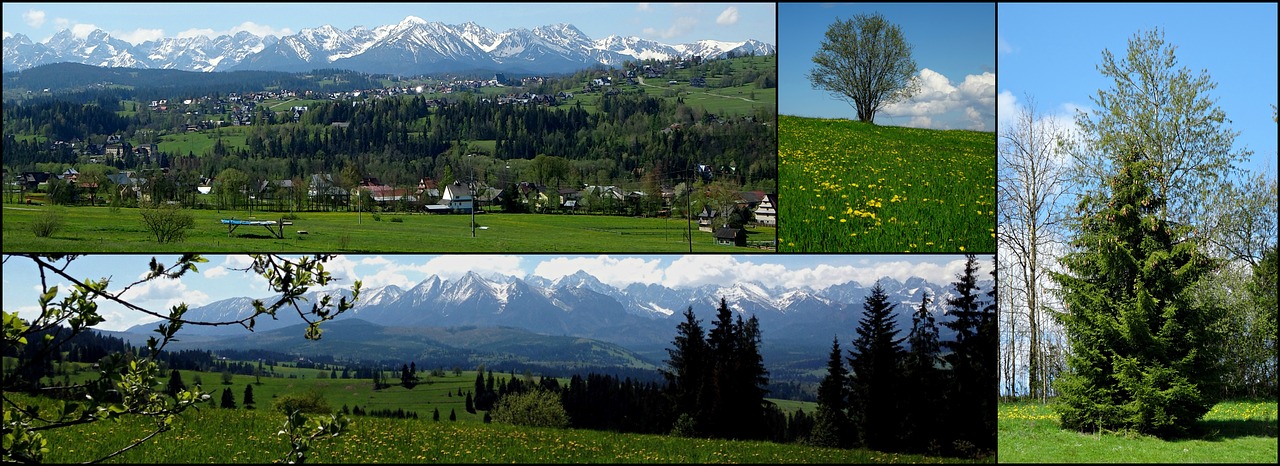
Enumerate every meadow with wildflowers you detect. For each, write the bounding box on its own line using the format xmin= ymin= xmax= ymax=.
xmin=6 ymin=386 xmax=988 ymax=464
xmin=998 ymin=400 xmax=1278 ymax=462
xmin=778 ymin=116 xmax=996 ymax=253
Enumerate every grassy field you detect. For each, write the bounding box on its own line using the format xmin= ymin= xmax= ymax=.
xmin=777 ymin=115 xmax=996 ymax=253
xmin=998 ymin=400 xmax=1278 ymax=463
xmin=1 ymin=203 xmax=775 ymax=252
xmin=6 ymin=364 xmax=981 ymax=464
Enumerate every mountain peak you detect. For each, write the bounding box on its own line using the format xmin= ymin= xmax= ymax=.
xmin=400 ymin=16 xmax=428 ymax=27
xmin=4 ymin=17 xmax=774 ymax=74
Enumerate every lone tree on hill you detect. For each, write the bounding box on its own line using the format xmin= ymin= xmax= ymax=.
xmin=808 ymin=12 xmax=920 ymax=123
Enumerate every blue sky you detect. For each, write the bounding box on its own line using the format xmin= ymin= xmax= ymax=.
xmin=1 ymin=3 xmax=776 ymax=46
xmin=999 ymin=2 xmax=1278 ymax=177
xmin=779 ymin=3 xmax=996 ymax=131
xmin=2 ymin=254 xmax=990 ymax=331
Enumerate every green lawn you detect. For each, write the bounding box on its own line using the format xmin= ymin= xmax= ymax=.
xmin=1 ymin=203 xmax=775 ymax=252
xmin=998 ymin=400 xmax=1278 ymax=463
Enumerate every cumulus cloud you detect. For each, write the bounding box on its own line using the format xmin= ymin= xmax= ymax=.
xmin=643 ymin=16 xmax=698 ymax=39
xmin=421 ymin=255 xmax=523 ymax=281
xmin=176 ymin=21 xmax=292 ymax=40
xmin=534 ymin=256 xmax=665 ymax=288
xmin=23 ymin=10 xmax=46 ymax=28
xmin=117 ymin=28 xmax=165 ymax=45
xmin=881 ymin=68 xmax=996 ymax=131
xmin=716 ymin=7 xmax=740 ymax=25
xmin=70 ymin=23 xmax=99 ymax=39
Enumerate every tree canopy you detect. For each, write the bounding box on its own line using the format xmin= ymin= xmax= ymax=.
xmin=807 ymin=13 xmax=919 ymax=123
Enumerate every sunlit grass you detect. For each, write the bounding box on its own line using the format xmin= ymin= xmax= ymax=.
xmin=778 ymin=116 xmax=995 ymax=253
xmin=998 ymin=400 xmax=1278 ymax=463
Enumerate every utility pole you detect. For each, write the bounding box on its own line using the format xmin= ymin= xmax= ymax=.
xmin=686 ymin=177 xmax=693 ymax=253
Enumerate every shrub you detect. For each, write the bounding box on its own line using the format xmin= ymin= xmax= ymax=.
xmin=139 ymin=202 xmax=195 ymax=243
xmin=272 ymin=390 xmax=331 ymax=415
xmin=490 ymin=389 xmax=569 ymax=429
xmin=30 ymin=209 xmax=64 ymax=238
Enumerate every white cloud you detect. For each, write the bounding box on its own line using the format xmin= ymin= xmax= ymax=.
xmin=421 ymin=255 xmax=523 ymax=281
xmin=637 ymin=3 xmax=652 ymax=12
xmin=716 ymin=7 xmax=740 ymax=26
xmin=534 ymin=256 xmax=665 ymax=288
xmin=643 ymin=16 xmax=698 ymax=39
xmin=117 ymin=28 xmax=165 ymax=45
xmin=70 ymin=23 xmax=98 ymax=39
xmin=23 ymin=10 xmax=46 ymax=28
xmin=997 ymin=34 xmax=1014 ymax=55
xmin=176 ymin=21 xmax=292 ymax=40
xmin=881 ymin=69 xmax=996 ymax=131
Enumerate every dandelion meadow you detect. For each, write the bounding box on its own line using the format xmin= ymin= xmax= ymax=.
xmin=998 ymin=400 xmax=1278 ymax=462
xmin=778 ymin=115 xmax=995 ymax=253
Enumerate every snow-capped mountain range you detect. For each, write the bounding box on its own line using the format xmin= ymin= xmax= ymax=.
xmin=3 ymin=16 xmax=775 ymax=75
xmin=125 ymin=271 xmax=990 ymax=351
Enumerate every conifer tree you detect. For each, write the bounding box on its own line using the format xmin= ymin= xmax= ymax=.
xmin=433 ymin=407 xmax=440 ymax=421
xmin=1051 ymin=142 xmax=1218 ymax=437
xmin=662 ymin=306 xmax=709 ymax=435
xmin=811 ymin=336 xmax=850 ymax=448
xmin=243 ymin=383 xmax=255 ymax=408
xmin=166 ymin=369 xmax=186 ymax=398
xmin=449 ymin=408 xmax=457 ymax=421
xmin=847 ymin=281 xmax=905 ymax=450
xmin=220 ymin=387 xmax=236 ymax=409
xmin=942 ymin=255 xmax=997 ymax=452
xmin=903 ymin=290 xmax=942 ymax=451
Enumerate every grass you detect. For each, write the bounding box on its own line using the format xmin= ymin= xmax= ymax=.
xmin=998 ymin=400 xmax=1278 ymax=463
xmin=7 ymin=363 xmax=982 ymax=464
xmin=0 ymin=203 xmax=774 ymax=252
xmin=777 ymin=115 xmax=996 ymax=253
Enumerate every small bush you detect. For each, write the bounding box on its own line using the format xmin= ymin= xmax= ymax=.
xmin=272 ymin=390 xmax=331 ymax=415
xmin=390 ymin=216 xmax=403 ymax=223
xmin=139 ymin=202 xmax=195 ymax=243
xmin=30 ymin=209 xmax=64 ymax=238
xmin=490 ymin=389 xmax=569 ymax=429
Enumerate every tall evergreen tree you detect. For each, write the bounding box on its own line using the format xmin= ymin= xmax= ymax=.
xmin=811 ymin=336 xmax=851 ymax=448
xmin=1051 ymin=142 xmax=1218 ymax=438
xmin=942 ymin=255 xmax=997 ymax=453
xmin=902 ymin=290 xmax=943 ymax=451
xmin=847 ymin=281 xmax=905 ymax=451
xmin=726 ymin=313 xmax=770 ymax=440
xmin=663 ymin=306 xmax=710 ymax=436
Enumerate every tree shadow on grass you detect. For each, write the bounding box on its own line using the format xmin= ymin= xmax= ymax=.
xmin=1194 ymin=419 xmax=1279 ymax=441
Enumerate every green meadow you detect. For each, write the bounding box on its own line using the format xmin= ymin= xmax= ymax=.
xmin=998 ymin=400 xmax=1278 ymax=463
xmin=1 ymin=203 xmax=775 ymax=252
xmin=7 ymin=364 xmax=985 ymax=464
xmin=778 ymin=115 xmax=996 ymax=253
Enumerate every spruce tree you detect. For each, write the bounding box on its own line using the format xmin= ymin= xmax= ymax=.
xmin=243 ymin=383 xmax=255 ymax=408
xmin=220 ymin=387 xmax=236 ymax=409
xmin=942 ymin=255 xmax=997 ymax=453
xmin=903 ymin=290 xmax=942 ymax=451
xmin=847 ymin=281 xmax=905 ymax=450
xmin=662 ymin=306 xmax=709 ymax=436
xmin=1051 ymin=143 xmax=1218 ymax=437
xmin=449 ymin=408 xmax=457 ymax=421
xmin=166 ymin=369 xmax=186 ymax=398
xmin=433 ymin=407 xmax=440 ymax=421
xmin=811 ymin=336 xmax=850 ymax=448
